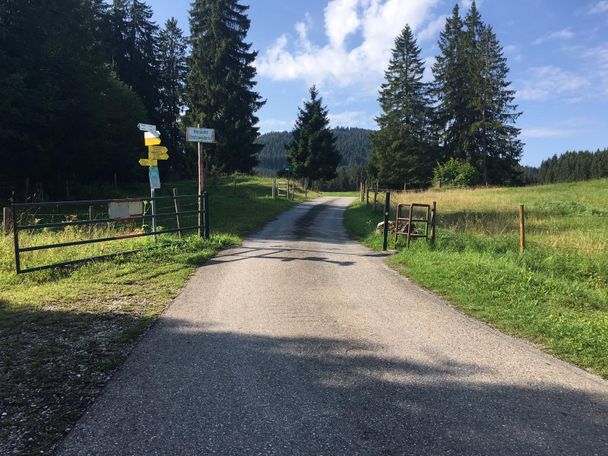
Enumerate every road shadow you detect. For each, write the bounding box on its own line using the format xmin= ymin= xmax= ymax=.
xmin=57 ymin=317 xmax=608 ymax=455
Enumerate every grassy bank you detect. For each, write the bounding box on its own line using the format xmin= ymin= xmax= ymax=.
xmin=344 ymin=179 xmax=608 ymax=378
xmin=0 ymin=176 xmax=311 ymax=455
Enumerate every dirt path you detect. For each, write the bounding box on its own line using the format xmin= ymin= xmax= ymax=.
xmin=58 ymin=197 xmax=608 ymax=455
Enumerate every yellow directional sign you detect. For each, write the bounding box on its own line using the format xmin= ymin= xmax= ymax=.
xmin=145 ymin=137 xmax=162 ymax=146
xmin=149 ymin=151 xmax=169 ymax=160
xmin=139 ymin=158 xmax=158 ymax=167
xmin=148 ymin=145 xmax=168 ymax=154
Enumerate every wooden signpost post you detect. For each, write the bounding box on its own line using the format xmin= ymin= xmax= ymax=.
xmin=186 ymin=126 xmax=215 ymax=239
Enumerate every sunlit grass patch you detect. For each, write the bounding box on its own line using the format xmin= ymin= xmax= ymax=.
xmin=344 ymin=178 xmax=608 ymax=378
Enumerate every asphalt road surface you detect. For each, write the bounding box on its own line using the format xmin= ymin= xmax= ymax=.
xmin=58 ymin=197 xmax=608 ymax=455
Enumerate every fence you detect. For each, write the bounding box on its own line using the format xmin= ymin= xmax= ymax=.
xmin=10 ymin=192 xmax=208 ymax=274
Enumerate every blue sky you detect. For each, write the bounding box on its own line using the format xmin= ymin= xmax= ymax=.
xmin=147 ymin=0 xmax=608 ymax=166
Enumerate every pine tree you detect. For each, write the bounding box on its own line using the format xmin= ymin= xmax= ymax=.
xmin=157 ymin=18 xmax=188 ymax=177
xmin=434 ymin=1 xmax=522 ymax=185
xmin=433 ymin=4 xmax=467 ymax=162
xmin=186 ymin=0 xmax=265 ymax=173
xmin=371 ymin=25 xmax=437 ymax=188
xmin=286 ymin=86 xmax=341 ymax=186
xmin=463 ymin=3 xmax=522 ymax=184
xmin=109 ymin=0 xmax=160 ymax=122
xmin=0 ymin=0 xmax=146 ymax=198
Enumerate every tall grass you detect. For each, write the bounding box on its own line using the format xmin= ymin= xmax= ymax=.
xmin=345 ymin=178 xmax=608 ymax=378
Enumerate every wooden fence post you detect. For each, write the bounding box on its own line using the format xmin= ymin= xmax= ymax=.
xmin=373 ymin=180 xmax=379 ymax=212
xmin=519 ymin=204 xmax=525 ymax=254
xmin=172 ymin=188 xmax=182 ymax=238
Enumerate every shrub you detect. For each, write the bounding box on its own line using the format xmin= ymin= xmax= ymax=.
xmin=433 ymin=159 xmax=479 ymax=187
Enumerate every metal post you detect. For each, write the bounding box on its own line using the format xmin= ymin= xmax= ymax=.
xmin=172 ymin=188 xmax=182 ymax=238
xmin=430 ymin=201 xmax=437 ymax=245
xmin=382 ymin=192 xmax=390 ymax=251
xmin=406 ymin=204 xmax=414 ymax=248
xmin=151 ymin=188 xmax=157 ymax=241
xmin=203 ymin=191 xmax=209 ymax=240
xmin=198 ymin=129 xmax=205 ymax=238
xmin=12 ymin=204 xmax=20 ymax=274
xmin=519 ymin=204 xmax=525 ymax=254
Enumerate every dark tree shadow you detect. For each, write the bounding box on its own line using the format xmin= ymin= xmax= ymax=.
xmin=54 ymin=316 xmax=608 ymax=456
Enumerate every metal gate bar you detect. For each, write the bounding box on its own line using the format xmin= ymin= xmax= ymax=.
xmin=12 ymin=193 xmax=209 ymax=274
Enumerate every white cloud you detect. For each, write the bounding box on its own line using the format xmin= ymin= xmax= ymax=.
xmin=256 ymin=0 xmax=441 ymax=90
xmin=583 ymin=45 xmax=608 ymax=95
xmin=589 ymin=1 xmax=608 ymax=14
xmin=258 ymin=118 xmax=293 ymax=133
xmin=417 ymin=15 xmax=447 ymax=43
xmin=533 ymin=28 xmax=575 ymax=45
xmin=325 ymin=0 xmax=361 ymax=48
xmin=516 ymin=66 xmax=590 ymax=101
xmin=328 ymin=110 xmax=374 ymax=128
xmin=520 ymin=128 xmax=581 ymax=139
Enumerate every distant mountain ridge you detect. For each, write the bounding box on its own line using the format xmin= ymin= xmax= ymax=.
xmin=256 ymin=127 xmax=374 ymax=176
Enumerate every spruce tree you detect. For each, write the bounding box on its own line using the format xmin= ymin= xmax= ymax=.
xmin=433 ymin=4 xmax=467 ymax=162
xmin=186 ymin=0 xmax=265 ymax=173
xmin=109 ymin=0 xmax=161 ymax=122
xmin=371 ymin=25 xmax=436 ymax=188
xmin=157 ymin=18 xmax=188 ymax=177
xmin=434 ymin=1 xmax=522 ymax=185
xmin=286 ymin=86 xmax=341 ymax=186
xmin=0 ymin=0 xmax=145 ymax=198
xmin=466 ymin=15 xmax=523 ymax=184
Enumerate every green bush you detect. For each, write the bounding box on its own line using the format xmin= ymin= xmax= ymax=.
xmin=433 ymin=158 xmax=479 ymax=187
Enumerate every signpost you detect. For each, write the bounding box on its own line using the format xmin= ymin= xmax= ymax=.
xmin=138 ymin=123 xmax=157 ymax=132
xmin=137 ymin=123 xmax=170 ymax=239
xmin=186 ymin=127 xmax=215 ymax=144
xmin=186 ymin=126 xmax=215 ymax=238
xmin=144 ymin=131 xmax=162 ymax=146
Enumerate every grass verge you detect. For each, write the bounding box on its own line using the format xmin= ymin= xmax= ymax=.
xmin=344 ymin=179 xmax=608 ymax=379
xmin=0 ymin=176 xmax=312 ymax=455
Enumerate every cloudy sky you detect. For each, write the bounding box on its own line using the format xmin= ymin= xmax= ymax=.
xmin=148 ymin=0 xmax=608 ymax=166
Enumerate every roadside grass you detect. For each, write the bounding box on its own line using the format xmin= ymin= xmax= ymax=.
xmin=0 ymin=176 xmax=312 ymax=455
xmin=344 ymin=179 xmax=608 ymax=379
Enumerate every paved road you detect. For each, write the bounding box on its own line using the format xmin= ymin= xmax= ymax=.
xmin=59 ymin=197 xmax=608 ymax=455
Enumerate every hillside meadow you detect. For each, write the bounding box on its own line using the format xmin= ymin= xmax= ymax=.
xmin=345 ymin=179 xmax=608 ymax=378
xmin=0 ymin=176 xmax=312 ymax=455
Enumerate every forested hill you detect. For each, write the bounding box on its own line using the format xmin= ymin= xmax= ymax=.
xmin=256 ymin=127 xmax=374 ymax=176
xmin=539 ymin=149 xmax=608 ymax=184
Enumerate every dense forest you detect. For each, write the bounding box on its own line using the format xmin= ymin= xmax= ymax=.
xmin=0 ymin=0 xmax=263 ymax=201
xmin=538 ymin=149 xmax=608 ymax=184
xmin=256 ymin=127 xmax=373 ymax=176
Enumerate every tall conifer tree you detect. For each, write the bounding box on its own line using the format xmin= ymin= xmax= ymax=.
xmin=463 ymin=4 xmax=523 ymax=184
xmin=110 ymin=0 xmax=160 ymax=122
xmin=371 ymin=25 xmax=437 ymax=187
xmin=287 ymin=86 xmax=341 ymax=186
xmin=186 ymin=0 xmax=265 ymax=173
xmin=433 ymin=4 xmax=467 ymax=162
xmin=434 ymin=1 xmax=522 ymax=184
xmin=157 ymin=18 xmax=188 ymax=176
